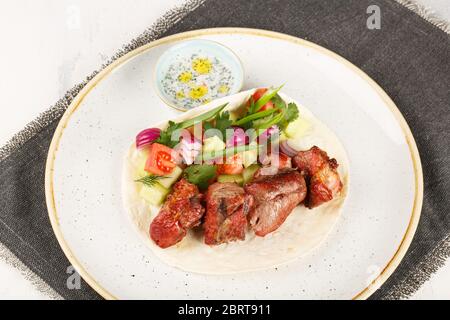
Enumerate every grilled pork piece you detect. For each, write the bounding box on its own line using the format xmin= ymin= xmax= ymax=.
xmin=244 ymin=170 xmax=307 ymax=236
xmin=150 ymin=179 xmax=204 ymax=248
xmin=204 ymin=182 xmax=254 ymax=245
xmin=292 ymin=146 xmax=342 ymax=208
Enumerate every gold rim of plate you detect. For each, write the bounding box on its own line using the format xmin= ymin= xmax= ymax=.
xmin=45 ymin=27 xmax=423 ymax=300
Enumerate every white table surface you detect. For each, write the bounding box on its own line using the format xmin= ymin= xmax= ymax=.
xmin=0 ymin=0 xmax=448 ymax=300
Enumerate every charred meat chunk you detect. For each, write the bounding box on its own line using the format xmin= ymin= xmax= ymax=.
xmin=244 ymin=170 xmax=307 ymax=236
xmin=292 ymin=146 xmax=343 ymax=208
xmin=150 ymin=179 xmax=204 ymax=248
xmin=204 ymin=182 xmax=254 ymax=245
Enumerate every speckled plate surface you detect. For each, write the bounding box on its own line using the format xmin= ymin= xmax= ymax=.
xmin=45 ymin=28 xmax=422 ymax=300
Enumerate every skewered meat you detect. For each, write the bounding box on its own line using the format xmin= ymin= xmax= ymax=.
xmin=292 ymin=146 xmax=342 ymax=208
xmin=150 ymin=179 xmax=204 ymax=248
xmin=244 ymin=170 xmax=307 ymax=236
xmin=204 ymin=182 xmax=254 ymax=245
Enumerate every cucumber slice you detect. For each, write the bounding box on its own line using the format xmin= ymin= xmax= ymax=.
xmin=217 ymin=174 xmax=244 ymax=186
xmin=158 ymin=166 xmax=183 ymax=189
xmin=134 ymin=148 xmax=150 ymax=179
xmin=285 ymin=117 xmax=310 ymax=139
xmin=139 ymin=183 xmax=169 ymax=206
xmin=243 ymin=164 xmax=260 ymax=184
xmin=242 ymin=142 xmax=258 ymax=168
xmin=203 ymin=135 xmax=226 ymax=153
xmin=243 ymin=149 xmax=258 ymax=168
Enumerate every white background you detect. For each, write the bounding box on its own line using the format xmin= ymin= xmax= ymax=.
xmin=0 ymin=0 xmax=448 ymax=299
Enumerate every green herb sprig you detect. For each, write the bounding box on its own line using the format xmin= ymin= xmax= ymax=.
xmin=135 ymin=175 xmax=167 ymax=188
xmin=183 ymin=164 xmax=217 ymax=190
xmin=204 ymin=110 xmax=233 ymax=142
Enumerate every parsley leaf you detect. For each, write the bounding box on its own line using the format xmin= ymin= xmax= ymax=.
xmin=214 ymin=111 xmax=233 ymax=140
xmin=154 ymin=121 xmax=181 ymax=148
xmin=184 ymin=165 xmax=217 ymax=190
xmin=271 ymin=93 xmax=286 ymax=110
xmin=265 ymin=94 xmax=299 ymax=130
xmin=202 ymin=111 xmax=233 ymax=141
xmin=203 ymin=121 xmax=213 ymax=131
xmin=279 ymin=102 xmax=299 ymax=130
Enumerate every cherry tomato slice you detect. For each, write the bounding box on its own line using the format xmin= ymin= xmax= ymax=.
xmin=246 ymin=88 xmax=273 ymax=111
xmin=145 ymin=143 xmax=177 ymax=175
xmin=217 ymin=154 xmax=244 ymax=175
xmin=259 ymin=100 xmax=274 ymax=111
xmin=252 ymin=88 xmax=268 ymax=101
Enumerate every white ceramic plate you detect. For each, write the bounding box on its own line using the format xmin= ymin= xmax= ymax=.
xmin=46 ymin=28 xmax=423 ymax=300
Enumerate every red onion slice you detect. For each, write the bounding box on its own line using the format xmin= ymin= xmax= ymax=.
xmin=226 ymin=127 xmax=248 ymax=147
xmin=178 ymin=134 xmax=202 ymax=164
xmin=136 ymin=128 xmax=161 ymax=149
xmin=258 ymin=125 xmax=279 ymax=143
xmin=280 ymin=140 xmax=299 ymax=157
